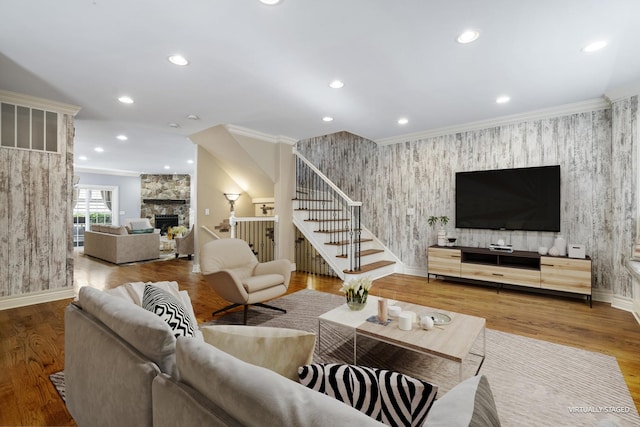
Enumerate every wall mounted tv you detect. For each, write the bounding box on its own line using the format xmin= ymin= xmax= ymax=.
xmin=455 ymin=165 xmax=561 ymax=232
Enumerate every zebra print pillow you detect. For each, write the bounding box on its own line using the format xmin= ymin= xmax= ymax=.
xmin=142 ymin=283 xmax=197 ymax=338
xmin=298 ymin=363 xmax=437 ymax=426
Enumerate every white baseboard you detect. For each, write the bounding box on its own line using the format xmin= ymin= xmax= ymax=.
xmin=633 ymin=299 xmax=640 ymax=325
xmin=402 ymin=266 xmax=428 ymax=277
xmin=0 ymin=287 xmax=75 ymax=310
xmin=592 ymin=288 xmax=613 ymax=304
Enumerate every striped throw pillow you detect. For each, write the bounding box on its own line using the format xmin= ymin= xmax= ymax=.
xmin=298 ymin=363 xmax=437 ymax=426
xmin=142 ymin=283 xmax=196 ymax=338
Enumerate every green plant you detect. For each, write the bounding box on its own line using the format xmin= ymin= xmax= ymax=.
xmin=428 ymin=216 xmax=449 ymax=228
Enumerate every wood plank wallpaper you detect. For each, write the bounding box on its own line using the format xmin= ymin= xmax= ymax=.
xmin=0 ymin=114 xmax=74 ymax=298
xmin=297 ymin=96 xmax=638 ymax=298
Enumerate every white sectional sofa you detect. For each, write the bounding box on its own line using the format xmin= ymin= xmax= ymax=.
xmin=64 ymin=283 xmax=500 ymax=427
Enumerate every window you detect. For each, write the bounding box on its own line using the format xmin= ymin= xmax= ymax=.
xmin=73 ymin=187 xmax=119 ymax=246
xmin=0 ymin=102 xmax=58 ymax=153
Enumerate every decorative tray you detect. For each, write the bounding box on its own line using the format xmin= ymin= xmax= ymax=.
xmin=422 ymin=312 xmax=452 ymax=325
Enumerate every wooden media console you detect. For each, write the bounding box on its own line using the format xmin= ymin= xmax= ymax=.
xmin=427 ymin=245 xmax=592 ymax=306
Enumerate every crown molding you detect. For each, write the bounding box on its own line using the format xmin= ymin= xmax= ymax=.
xmin=0 ymin=89 xmax=81 ymax=116
xmin=225 ymin=124 xmax=297 ymax=145
xmin=375 ymin=97 xmax=611 ymax=146
xmin=74 ymin=165 xmax=143 ymax=177
xmin=605 ymin=81 xmax=640 ymax=103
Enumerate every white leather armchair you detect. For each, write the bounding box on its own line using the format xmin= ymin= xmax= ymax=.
xmin=200 ymin=238 xmax=291 ymax=324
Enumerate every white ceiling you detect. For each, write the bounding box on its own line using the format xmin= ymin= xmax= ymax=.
xmin=1 ymin=0 xmax=639 ymax=175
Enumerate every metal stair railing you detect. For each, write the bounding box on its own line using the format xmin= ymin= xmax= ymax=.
xmin=230 ymin=213 xmax=278 ymax=263
xmin=294 ymin=149 xmax=362 ymax=272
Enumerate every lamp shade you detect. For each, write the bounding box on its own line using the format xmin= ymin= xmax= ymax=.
xmin=224 ymin=193 xmax=241 ymax=202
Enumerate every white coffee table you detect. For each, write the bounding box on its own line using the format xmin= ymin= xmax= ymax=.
xmin=318 ymin=296 xmax=486 ymax=382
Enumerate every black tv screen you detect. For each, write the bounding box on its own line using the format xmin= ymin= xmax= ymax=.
xmin=455 ymin=165 xmax=560 ymax=232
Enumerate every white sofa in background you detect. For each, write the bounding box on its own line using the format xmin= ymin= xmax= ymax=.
xmin=83 ymin=225 xmax=160 ymax=264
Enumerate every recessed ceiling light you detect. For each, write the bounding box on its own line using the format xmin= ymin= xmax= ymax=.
xmin=168 ymin=123 xmax=180 ymax=128
xmin=259 ymin=0 xmax=281 ymax=4
xmin=168 ymin=54 xmax=189 ymax=66
xmin=322 ymin=116 xmax=334 ymax=122
xmin=94 ymin=147 xmax=104 ymax=153
xmin=582 ymin=40 xmax=607 ymax=53
xmin=457 ymin=30 xmax=480 ymax=44
xmin=116 ymin=134 xmax=128 ymax=141
xmin=187 ymin=159 xmax=194 ymax=164
xmin=164 ymin=165 xmax=171 ymax=170
xmin=329 ymin=80 xmax=344 ymax=89
xmin=397 ymin=118 xmax=409 ymax=125
xmin=187 ymin=114 xmax=199 ymax=120
xmin=78 ymin=155 xmax=88 ymax=161
xmin=496 ymin=95 xmax=511 ymax=104
xmin=118 ymin=96 xmax=134 ymax=104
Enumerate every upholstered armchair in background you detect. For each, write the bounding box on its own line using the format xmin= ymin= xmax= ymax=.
xmin=200 ymin=238 xmax=291 ymax=325
xmin=175 ymin=227 xmax=194 ymax=259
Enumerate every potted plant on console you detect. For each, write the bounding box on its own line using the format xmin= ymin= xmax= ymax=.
xmin=428 ymin=215 xmax=449 ymax=246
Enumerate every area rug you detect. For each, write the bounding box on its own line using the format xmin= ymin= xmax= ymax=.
xmin=204 ymin=289 xmax=639 ymax=427
xmin=51 ymin=289 xmax=639 ymax=426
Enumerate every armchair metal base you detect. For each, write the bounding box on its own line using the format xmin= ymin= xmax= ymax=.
xmin=212 ymin=302 xmax=287 ymax=325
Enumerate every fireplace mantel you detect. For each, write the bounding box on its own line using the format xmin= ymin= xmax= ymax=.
xmin=142 ymin=199 xmax=186 ymax=205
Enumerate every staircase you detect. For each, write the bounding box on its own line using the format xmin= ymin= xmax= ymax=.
xmin=293 ymin=150 xmax=400 ymax=281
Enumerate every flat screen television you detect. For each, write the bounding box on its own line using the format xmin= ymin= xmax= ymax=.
xmin=455 ymin=165 xmax=560 ymax=232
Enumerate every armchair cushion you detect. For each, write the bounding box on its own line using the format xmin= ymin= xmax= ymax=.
xmin=200 ymin=325 xmax=315 ymax=380
xmin=242 ymin=274 xmax=285 ymax=293
xmin=298 ymin=363 xmax=437 ymax=427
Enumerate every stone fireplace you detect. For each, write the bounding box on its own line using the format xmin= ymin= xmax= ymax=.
xmin=140 ymin=174 xmax=190 ymax=229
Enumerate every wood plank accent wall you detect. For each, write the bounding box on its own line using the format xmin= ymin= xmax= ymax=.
xmin=297 ymin=96 xmax=638 ymax=298
xmin=0 ymin=114 xmax=75 ymax=298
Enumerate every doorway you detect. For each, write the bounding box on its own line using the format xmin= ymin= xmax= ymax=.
xmin=73 ymin=185 xmax=119 ymax=247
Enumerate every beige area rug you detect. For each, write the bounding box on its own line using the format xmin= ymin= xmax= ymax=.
xmin=206 ymin=289 xmax=640 ymax=427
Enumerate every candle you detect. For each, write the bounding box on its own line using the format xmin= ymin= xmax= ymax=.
xmin=388 ymin=305 xmax=402 ymax=318
xmin=377 ymin=298 xmax=388 ymax=323
xmin=398 ymin=312 xmax=412 ymax=331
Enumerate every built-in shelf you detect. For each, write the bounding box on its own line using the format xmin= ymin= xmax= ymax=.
xmin=142 ymin=199 xmax=186 ymax=205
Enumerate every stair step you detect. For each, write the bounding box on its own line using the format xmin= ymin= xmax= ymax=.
xmin=315 ymin=228 xmax=361 ymax=234
xmin=304 ymin=218 xmax=350 ymax=222
xmin=336 ymin=249 xmax=383 ymax=258
xmin=326 ymin=238 xmax=373 ymax=246
xmin=343 ymin=260 xmax=396 ymax=274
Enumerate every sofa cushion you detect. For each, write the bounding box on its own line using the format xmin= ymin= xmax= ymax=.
xmin=176 ymin=338 xmax=383 ymax=426
xmin=200 ymin=325 xmax=315 ymax=381
xmin=106 ymin=281 xmax=201 ymax=338
xmin=78 ymin=286 xmax=178 ymax=375
xmin=424 ymin=375 xmax=500 ymax=427
xmin=131 ymin=219 xmax=153 ymax=230
xmin=298 ymin=363 xmax=437 ymax=427
xmin=142 ymin=284 xmax=197 ymax=338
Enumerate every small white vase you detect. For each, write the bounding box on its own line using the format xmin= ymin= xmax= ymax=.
xmin=554 ymin=235 xmax=567 ymax=256
xmin=437 ymin=228 xmax=447 ymax=246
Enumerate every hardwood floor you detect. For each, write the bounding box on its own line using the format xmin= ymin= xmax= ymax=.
xmin=0 ymin=250 xmax=638 ymax=426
